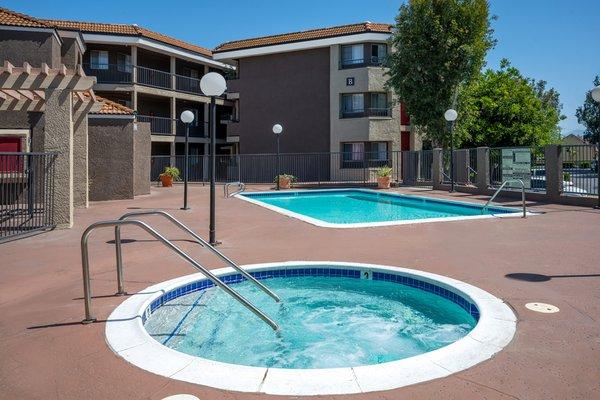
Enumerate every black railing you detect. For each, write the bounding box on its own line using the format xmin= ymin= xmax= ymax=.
xmin=561 ymin=144 xmax=598 ymax=196
xmin=340 ymin=109 xmax=365 ymax=118
xmin=1 ymin=152 xmax=57 ymax=242
xmin=137 ymin=115 xmax=173 ymax=135
xmin=136 ymin=66 xmax=172 ymax=89
xmin=341 ymin=108 xmax=391 ymax=118
xmin=83 ymin=63 xmax=132 ymax=84
xmin=176 ymin=121 xmax=207 ymax=137
xmin=176 ymin=75 xmax=202 ymax=95
xmin=339 ymin=56 xmax=386 ymax=69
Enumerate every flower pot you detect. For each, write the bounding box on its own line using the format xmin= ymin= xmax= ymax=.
xmin=160 ymin=174 xmax=173 ymax=187
xmin=377 ymin=176 xmax=391 ymax=189
xmin=278 ymin=176 xmax=292 ymax=189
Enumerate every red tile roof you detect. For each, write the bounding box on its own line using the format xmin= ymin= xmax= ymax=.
xmin=214 ymin=21 xmax=393 ymax=52
xmin=0 ymin=7 xmax=51 ymax=28
xmin=73 ymin=92 xmax=134 ymax=115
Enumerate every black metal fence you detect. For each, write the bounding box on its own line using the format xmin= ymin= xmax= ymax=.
xmin=1 ymin=152 xmax=57 ymax=242
xmin=489 ymin=147 xmax=546 ymax=192
xmin=561 ymin=144 xmax=598 ymax=196
xmin=150 ymin=151 xmax=431 ymax=186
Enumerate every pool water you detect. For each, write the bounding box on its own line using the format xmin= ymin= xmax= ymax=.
xmin=144 ymin=276 xmax=476 ymax=369
xmin=240 ymin=189 xmax=515 ymax=225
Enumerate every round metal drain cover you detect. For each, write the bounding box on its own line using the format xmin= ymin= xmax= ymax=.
xmin=525 ymin=302 xmax=559 ymax=313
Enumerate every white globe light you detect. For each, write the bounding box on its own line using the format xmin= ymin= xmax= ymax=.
xmin=591 ymin=85 xmax=600 ymax=103
xmin=272 ymin=124 xmax=283 ymax=134
xmin=180 ymin=110 xmax=194 ymax=124
xmin=200 ymin=72 xmax=227 ymax=97
xmin=444 ymin=108 xmax=458 ymax=122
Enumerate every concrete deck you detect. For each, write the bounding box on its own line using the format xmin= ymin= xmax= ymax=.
xmin=1 ymin=185 xmax=599 ymax=399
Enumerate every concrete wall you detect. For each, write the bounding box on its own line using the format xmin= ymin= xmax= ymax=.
xmin=88 ymin=118 xmax=135 ymax=201
xmin=133 ymin=122 xmax=151 ymax=196
xmin=0 ymin=30 xmax=61 ymax=68
xmin=72 ymin=111 xmax=88 ymax=207
xmin=227 ymin=47 xmax=331 ymax=154
xmin=60 ymin=37 xmax=82 ymax=69
xmin=0 ymin=111 xmax=44 ymax=149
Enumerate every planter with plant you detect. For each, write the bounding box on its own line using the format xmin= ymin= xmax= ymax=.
xmin=274 ymin=174 xmax=296 ymax=189
xmin=159 ymin=166 xmax=180 ymax=187
xmin=377 ymin=166 xmax=393 ymax=189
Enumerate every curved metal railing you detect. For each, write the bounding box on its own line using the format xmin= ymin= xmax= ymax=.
xmin=115 ymin=210 xmax=280 ymax=302
xmin=80 ymin=219 xmax=279 ymax=331
xmin=224 ymin=181 xmax=245 ymax=197
xmin=483 ymin=179 xmax=527 ymax=218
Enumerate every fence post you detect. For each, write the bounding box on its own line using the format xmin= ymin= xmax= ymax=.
xmin=545 ymin=144 xmax=563 ymax=201
xmin=476 ymin=147 xmax=490 ymax=193
xmin=432 ymin=148 xmax=443 ymax=190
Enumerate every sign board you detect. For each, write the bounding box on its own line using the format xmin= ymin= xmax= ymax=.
xmin=501 ymin=148 xmax=531 ymax=188
xmin=346 ymin=77 xmax=355 ymax=86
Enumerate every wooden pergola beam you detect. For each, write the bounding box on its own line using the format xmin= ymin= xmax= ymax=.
xmin=0 ymin=64 xmax=96 ymax=91
xmin=17 ymin=90 xmax=34 ymax=101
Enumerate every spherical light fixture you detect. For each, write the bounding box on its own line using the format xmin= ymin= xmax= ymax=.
xmin=272 ymin=124 xmax=283 ymax=135
xmin=200 ymin=72 xmax=227 ymax=97
xmin=444 ymin=109 xmax=458 ymax=122
xmin=591 ymin=85 xmax=600 ymax=103
xmin=180 ymin=110 xmax=195 ymax=124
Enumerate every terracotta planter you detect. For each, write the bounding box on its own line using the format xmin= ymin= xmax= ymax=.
xmin=278 ymin=176 xmax=292 ymax=189
xmin=377 ymin=176 xmax=391 ymax=189
xmin=160 ymin=174 xmax=173 ymax=187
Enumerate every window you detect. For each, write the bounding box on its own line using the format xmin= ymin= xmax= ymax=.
xmin=371 ymin=43 xmax=387 ymax=65
xmin=369 ymin=93 xmax=389 ymax=116
xmin=340 ymin=44 xmax=364 ymax=68
xmin=117 ymin=53 xmax=132 ymax=73
xmin=90 ymin=50 xmax=108 ymax=70
xmin=341 ymin=93 xmax=364 ymax=117
xmin=341 ymin=141 xmax=389 ymax=168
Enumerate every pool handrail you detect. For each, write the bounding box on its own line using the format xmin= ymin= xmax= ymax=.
xmin=224 ymin=181 xmax=245 ymax=198
xmin=80 ymin=219 xmax=279 ymax=331
xmin=483 ymin=179 xmax=527 ymax=218
xmin=116 ymin=210 xmax=280 ymax=302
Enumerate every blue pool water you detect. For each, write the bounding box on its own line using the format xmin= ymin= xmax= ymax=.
xmin=144 ymin=272 xmax=477 ymax=369
xmin=240 ymin=189 xmax=515 ymax=225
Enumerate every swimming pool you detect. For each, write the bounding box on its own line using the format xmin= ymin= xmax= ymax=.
xmin=106 ymin=262 xmax=517 ymax=395
xmin=238 ymin=189 xmax=523 ymax=228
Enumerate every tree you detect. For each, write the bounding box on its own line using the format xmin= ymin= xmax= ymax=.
xmin=576 ymin=76 xmax=600 ymax=144
xmin=386 ymin=0 xmax=495 ymax=145
xmin=455 ymin=60 xmax=564 ymax=147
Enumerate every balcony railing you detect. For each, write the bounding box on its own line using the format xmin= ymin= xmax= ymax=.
xmin=83 ymin=64 xmax=132 ymax=84
xmin=136 ymin=66 xmax=172 ymax=90
xmin=175 ymin=75 xmax=202 ymax=95
xmin=341 ymin=108 xmax=391 ymax=119
xmin=136 ymin=115 xmax=173 ymax=135
xmin=176 ymin=121 xmax=207 ymax=137
xmin=339 ymin=56 xmax=386 ymax=69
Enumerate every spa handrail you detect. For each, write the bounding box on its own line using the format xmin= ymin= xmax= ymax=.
xmin=483 ymin=179 xmax=527 ymax=218
xmin=116 ymin=210 xmax=280 ymax=302
xmin=80 ymin=219 xmax=279 ymax=331
xmin=224 ymin=181 xmax=245 ymax=197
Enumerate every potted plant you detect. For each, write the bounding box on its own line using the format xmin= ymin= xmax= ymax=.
xmin=159 ymin=166 xmax=180 ymax=187
xmin=377 ymin=166 xmax=393 ymax=189
xmin=275 ymin=174 xmax=296 ymax=189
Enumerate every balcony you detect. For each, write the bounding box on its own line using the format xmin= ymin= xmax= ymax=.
xmin=137 ymin=115 xmax=173 ymax=135
xmin=339 ymin=56 xmax=386 ymax=70
xmin=136 ymin=66 xmax=172 ymax=89
xmin=83 ymin=64 xmax=132 ymax=84
xmin=176 ymin=121 xmax=207 ymax=137
xmin=340 ymin=108 xmax=391 ymax=119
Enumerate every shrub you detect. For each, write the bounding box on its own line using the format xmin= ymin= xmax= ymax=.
xmin=377 ymin=166 xmax=393 ymax=178
xmin=161 ymin=166 xmax=181 ymax=181
xmin=274 ymin=174 xmax=297 ymax=183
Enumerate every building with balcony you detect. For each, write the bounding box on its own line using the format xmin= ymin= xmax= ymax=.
xmin=213 ymin=22 xmax=419 ymax=174
xmin=34 ymin=17 xmax=238 ymax=159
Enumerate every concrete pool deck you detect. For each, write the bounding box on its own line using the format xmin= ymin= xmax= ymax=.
xmin=1 ymin=185 xmax=599 ymax=399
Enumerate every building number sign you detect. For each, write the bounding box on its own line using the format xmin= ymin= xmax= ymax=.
xmin=346 ymin=77 xmax=355 ymax=86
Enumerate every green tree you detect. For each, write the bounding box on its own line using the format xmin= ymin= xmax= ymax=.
xmin=456 ymin=60 xmax=563 ymax=147
xmin=575 ymin=76 xmax=600 ymax=144
xmin=386 ymin=0 xmax=495 ymax=145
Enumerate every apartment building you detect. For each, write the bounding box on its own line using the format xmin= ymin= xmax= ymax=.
xmin=214 ymin=22 xmax=419 ymax=169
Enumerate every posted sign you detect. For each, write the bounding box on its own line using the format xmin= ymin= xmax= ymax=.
xmin=501 ymin=148 xmax=531 ymax=188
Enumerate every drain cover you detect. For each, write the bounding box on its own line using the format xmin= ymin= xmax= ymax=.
xmin=525 ymin=302 xmax=559 ymax=313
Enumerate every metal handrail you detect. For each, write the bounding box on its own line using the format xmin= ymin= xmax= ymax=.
xmin=115 ymin=210 xmax=279 ymax=302
xmin=224 ymin=181 xmax=245 ymax=197
xmin=483 ymin=179 xmax=527 ymax=218
xmin=81 ymin=219 xmax=279 ymax=331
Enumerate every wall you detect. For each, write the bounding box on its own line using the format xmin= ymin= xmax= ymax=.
xmin=0 ymin=30 xmax=61 ymax=68
xmin=133 ymin=122 xmax=151 ymax=196
xmin=88 ymin=118 xmax=134 ymax=201
xmin=0 ymin=111 xmax=44 ymax=149
xmin=227 ymin=47 xmax=331 ymax=154
xmin=60 ymin=37 xmax=81 ymax=69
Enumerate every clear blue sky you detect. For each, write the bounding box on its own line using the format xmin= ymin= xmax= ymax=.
xmin=6 ymin=0 xmax=599 ymax=134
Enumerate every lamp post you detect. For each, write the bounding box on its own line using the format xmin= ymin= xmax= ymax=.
xmin=273 ymin=124 xmax=283 ymax=190
xmin=591 ymin=85 xmax=600 ymax=208
xmin=180 ymin=110 xmax=194 ymax=210
xmin=444 ymin=109 xmax=458 ymax=193
xmin=200 ymin=72 xmax=227 ymax=245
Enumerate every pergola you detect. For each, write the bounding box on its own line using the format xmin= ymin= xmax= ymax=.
xmin=0 ymin=61 xmax=100 ymax=227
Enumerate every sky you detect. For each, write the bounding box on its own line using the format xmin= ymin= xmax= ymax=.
xmin=5 ymin=0 xmax=599 ymax=134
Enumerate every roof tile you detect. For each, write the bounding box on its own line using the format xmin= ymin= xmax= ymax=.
xmin=0 ymin=7 xmax=50 ymax=28
xmin=214 ymin=21 xmax=392 ymax=52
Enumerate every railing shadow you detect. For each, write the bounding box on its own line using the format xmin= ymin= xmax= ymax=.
xmin=505 ymin=272 xmax=600 ymax=282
